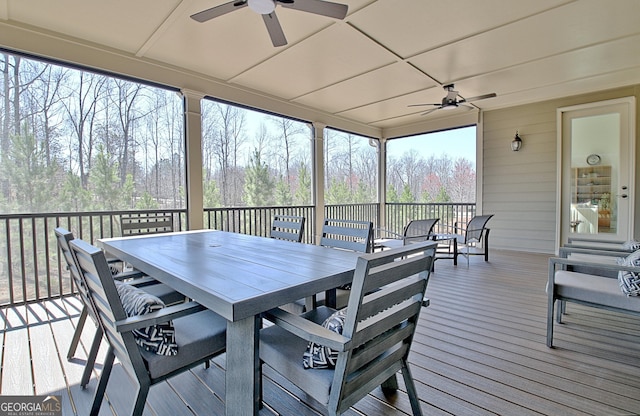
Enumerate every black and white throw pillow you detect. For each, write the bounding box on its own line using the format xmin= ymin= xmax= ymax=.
xmin=115 ymin=280 xmax=178 ymax=355
xmin=617 ymin=249 xmax=640 ymax=296
xmin=303 ymin=309 xmax=347 ymax=369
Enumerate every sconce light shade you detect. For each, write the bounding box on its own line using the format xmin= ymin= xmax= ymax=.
xmin=511 ymin=131 xmax=522 ymax=151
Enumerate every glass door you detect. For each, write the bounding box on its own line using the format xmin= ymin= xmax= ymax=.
xmin=559 ymin=97 xmax=635 ymax=246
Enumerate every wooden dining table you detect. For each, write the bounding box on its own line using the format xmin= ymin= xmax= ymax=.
xmin=98 ymin=229 xmax=361 ymax=416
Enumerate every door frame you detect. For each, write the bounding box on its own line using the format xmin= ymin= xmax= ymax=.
xmin=555 ymin=96 xmax=636 ymax=253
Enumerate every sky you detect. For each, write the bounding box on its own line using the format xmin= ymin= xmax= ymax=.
xmin=242 ymin=107 xmax=477 ymax=165
xmin=386 ymin=125 xmax=477 ymax=165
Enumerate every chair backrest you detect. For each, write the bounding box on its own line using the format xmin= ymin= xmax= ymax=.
xmin=121 ymin=213 xmax=174 ymax=236
xmin=320 ymin=219 xmax=373 ymax=253
xmin=331 ymin=241 xmax=436 ymax=413
xmin=403 ymin=218 xmax=439 ymax=244
xmin=55 ymin=227 xmax=99 ymax=315
xmin=270 ymin=215 xmax=305 ymax=243
xmin=464 ymin=214 xmax=493 ymax=243
xmin=69 ymin=238 xmax=148 ymax=380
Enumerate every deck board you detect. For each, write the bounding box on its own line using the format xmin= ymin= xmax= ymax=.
xmin=2 ymin=250 xmax=640 ymax=415
xmin=2 ymin=306 xmax=33 ymax=395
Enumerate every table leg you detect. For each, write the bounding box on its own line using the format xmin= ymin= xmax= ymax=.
xmin=226 ymin=315 xmax=260 ymax=416
xmin=453 ymin=239 xmax=458 ymax=266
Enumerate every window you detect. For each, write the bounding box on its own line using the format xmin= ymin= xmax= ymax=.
xmin=0 ymin=52 xmax=185 ymax=213
xmin=201 ymin=100 xmax=312 ymax=207
xmin=324 ymin=128 xmax=378 ymax=204
xmin=386 ymin=126 xmax=476 ymax=203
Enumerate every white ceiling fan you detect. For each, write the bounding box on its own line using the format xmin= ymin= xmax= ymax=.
xmin=409 ymin=84 xmax=497 ymax=116
xmin=191 ymin=0 xmax=348 ymax=47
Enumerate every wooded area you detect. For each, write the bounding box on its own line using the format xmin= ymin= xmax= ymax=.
xmin=0 ymin=52 xmax=475 ymax=215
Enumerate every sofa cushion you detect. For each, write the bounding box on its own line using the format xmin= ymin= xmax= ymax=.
xmin=114 ymin=280 xmax=178 ymax=356
xmin=555 ymin=271 xmax=640 ymax=312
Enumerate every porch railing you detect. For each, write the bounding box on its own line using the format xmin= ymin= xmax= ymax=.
xmin=0 ymin=202 xmax=475 ymax=307
xmin=204 ymin=206 xmax=316 ymax=243
xmin=0 ymin=209 xmax=185 ymax=306
xmin=383 ymin=202 xmax=477 ymax=236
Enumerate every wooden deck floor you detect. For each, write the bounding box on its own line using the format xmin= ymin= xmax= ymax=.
xmin=2 ymin=250 xmax=640 ymax=415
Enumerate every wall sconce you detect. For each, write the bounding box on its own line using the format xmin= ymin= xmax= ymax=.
xmin=511 ymin=131 xmax=522 ymax=151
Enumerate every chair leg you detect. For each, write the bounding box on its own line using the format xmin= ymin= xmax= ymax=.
xmin=452 ymin=241 xmax=458 ymax=266
xmin=259 ymin=361 xmax=264 ymax=410
xmin=67 ymin=306 xmax=88 ymax=360
xmin=555 ymin=300 xmax=564 ymax=323
xmin=130 ymin=382 xmax=151 ymax=416
xmin=484 ymin=230 xmax=490 ymax=262
xmin=81 ymin=327 xmax=103 ymax=389
xmin=547 ymin=298 xmax=555 ymax=348
xmin=380 ymin=374 xmax=399 ymax=394
xmin=90 ymin=346 xmax=115 ymax=416
xmin=400 ymin=362 xmax=423 ymax=416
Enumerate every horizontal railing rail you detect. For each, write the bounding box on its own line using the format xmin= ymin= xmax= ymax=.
xmin=0 ymin=202 xmax=474 ymax=307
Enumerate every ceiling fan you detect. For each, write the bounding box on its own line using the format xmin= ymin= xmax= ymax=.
xmin=409 ymin=84 xmax=497 ymax=116
xmin=191 ymin=0 xmax=348 ymax=47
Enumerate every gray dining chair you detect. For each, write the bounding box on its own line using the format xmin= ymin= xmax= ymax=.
xmin=320 ymin=218 xmax=374 ymax=253
xmin=260 ymin=241 xmax=436 ymax=416
xmin=436 ymin=214 xmax=493 ymax=266
xmin=69 ymin=238 xmax=227 ymax=416
xmin=374 ymin=218 xmax=439 ymax=250
xmin=270 ymin=214 xmax=305 ymax=242
xmin=283 ymin=218 xmax=375 ymax=313
xmin=317 ymin=219 xmax=374 ymax=309
xmin=121 ymin=212 xmax=174 ymax=236
xmin=55 ymin=227 xmax=185 ymax=389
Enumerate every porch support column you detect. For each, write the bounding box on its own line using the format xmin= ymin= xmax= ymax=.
xmin=312 ymin=122 xmax=326 ymax=244
xmin=378 ymin=137 xmax=387 ymax=232
xmin=182 ymin=89 xmax=204 ymax=230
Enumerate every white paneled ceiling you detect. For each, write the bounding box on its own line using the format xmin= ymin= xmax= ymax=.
xmin=1 ymin=0 xmax=640 ymax=137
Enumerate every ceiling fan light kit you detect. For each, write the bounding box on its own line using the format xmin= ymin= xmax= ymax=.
xmin=248 ymin=0 xmax=276 ymax=14
xmin=191 ymin=0 xmax=348 ymax=47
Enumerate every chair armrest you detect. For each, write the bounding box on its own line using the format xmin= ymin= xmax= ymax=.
xmin=558 ymin=247 xmax=627 ymax=258
xmin=264 ymin=307 xmax=350 ymax=352
xmin=567 ymin=237 xmax=626 ymax=245
xmin=113 ymin=270 xmax=147 ymax=281
xmin=549 ymin=257 xmax=640 ymax=274
xmin=115 ymin=301 xmax=205 ymax=333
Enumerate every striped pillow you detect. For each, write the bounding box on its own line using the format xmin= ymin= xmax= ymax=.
xmin=115 ymin=281 xmax=178 ymax=355
xmin=303 ymin=309 xmax=347 ymax=369
xmin=623 ymin=240 xmax=640 ymax=251
xmin=617 ymin=249 xmax=640 ymax=296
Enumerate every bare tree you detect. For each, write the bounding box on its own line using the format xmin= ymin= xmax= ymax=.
xmin=449 ymin=157 xmax=476 ymax=202
xmin=270 ymin=116 xmax=304 ymax=186
xmin=62 ymin=71 xmax=106 ymax=188
xmin=203 ymin=102 xmax=247 ymax=206
xmin=24 ymin=63 xmax=69 ymax=165
xmin=110 ymin=79 xmax=149 ymax=185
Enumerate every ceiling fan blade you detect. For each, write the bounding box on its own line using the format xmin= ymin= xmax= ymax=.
xmin=191 ymin=1 xmax=247 ymax=22
xmin=263 ymin=13 xmax=287 ymax=47
xmin=463 ymin=92 xmax=497 ymax=103
xmin=408 ymin=103 xmax=440 ymax=107
xmin=280 ymin=0 xmax=348 ymax=19
xmin=420 ymin=107 xmax=441 ymax=116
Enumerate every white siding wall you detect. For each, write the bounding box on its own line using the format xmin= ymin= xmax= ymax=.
xmin=482 ymin=85 xmax=640 ymax=254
